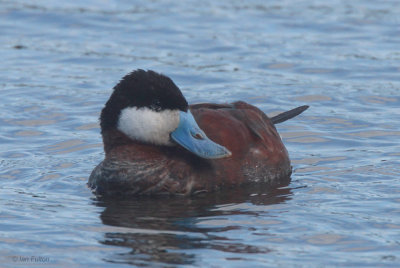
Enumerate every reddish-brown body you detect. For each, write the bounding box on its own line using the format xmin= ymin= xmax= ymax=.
xmin=89 ymin=101 xmax=291 ymax=196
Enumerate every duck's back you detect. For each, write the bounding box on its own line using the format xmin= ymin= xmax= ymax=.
xmin=89 ymin=101 xmax=291 ymax=196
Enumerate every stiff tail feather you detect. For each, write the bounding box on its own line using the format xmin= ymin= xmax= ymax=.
xmin=270 ymin=105 xmax=309 ymax=124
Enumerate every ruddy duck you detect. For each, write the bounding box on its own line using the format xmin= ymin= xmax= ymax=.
xmin=89 ymin=70 xmax=308 ymax=196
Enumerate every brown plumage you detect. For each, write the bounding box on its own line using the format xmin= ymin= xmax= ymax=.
xmin=88 ymin=70 xmax=308 ymax=197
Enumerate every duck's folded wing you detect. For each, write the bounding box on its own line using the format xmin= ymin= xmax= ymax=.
xmin=191 ymin=102 xmax=308 ymax=125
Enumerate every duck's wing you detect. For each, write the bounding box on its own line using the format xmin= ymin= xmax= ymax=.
xmin=190 ymin=101 xmax=292 ymax=184
xmin=191 ymin=103 xmax=309 ymax=125
xmin=191 ymin=101 xmax=278 ymax=143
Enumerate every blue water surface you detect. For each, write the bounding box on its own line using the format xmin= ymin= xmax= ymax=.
xmin=1 ymin=0 xmax=399 ymax=267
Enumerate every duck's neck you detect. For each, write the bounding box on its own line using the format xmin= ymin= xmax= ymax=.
xmin=101 ymin=129 xmax=137 ymax=154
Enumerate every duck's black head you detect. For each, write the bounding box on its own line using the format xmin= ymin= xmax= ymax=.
xmin=99 ymin=69 xmax=231 ymax=159
xmin=100 ymin=69 xmax=188 ymax=132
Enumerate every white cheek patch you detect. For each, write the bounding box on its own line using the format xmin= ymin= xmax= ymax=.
xmin=117 ymin=107 xmax=180 ymax=146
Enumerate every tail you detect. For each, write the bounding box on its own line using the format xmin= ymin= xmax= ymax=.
xmin=270 ymin=105 xmax=309 ymax=124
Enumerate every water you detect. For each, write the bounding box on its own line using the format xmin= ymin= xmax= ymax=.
xmin=1 ymin=0 xmax=399 ymax=267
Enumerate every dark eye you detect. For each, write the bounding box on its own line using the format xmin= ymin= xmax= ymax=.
xmin=150 ymin=100 xmax=161 ymax=111
xmin=192 ymin=132 xmax=204 ymax=140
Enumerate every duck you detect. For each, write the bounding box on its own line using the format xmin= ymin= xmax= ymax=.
xmin=88 ymin=69 xmax=308 ymax=196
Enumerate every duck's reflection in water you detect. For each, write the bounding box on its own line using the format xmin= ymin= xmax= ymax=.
xmin=95 ymin=185 xmax=292 ymax=266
